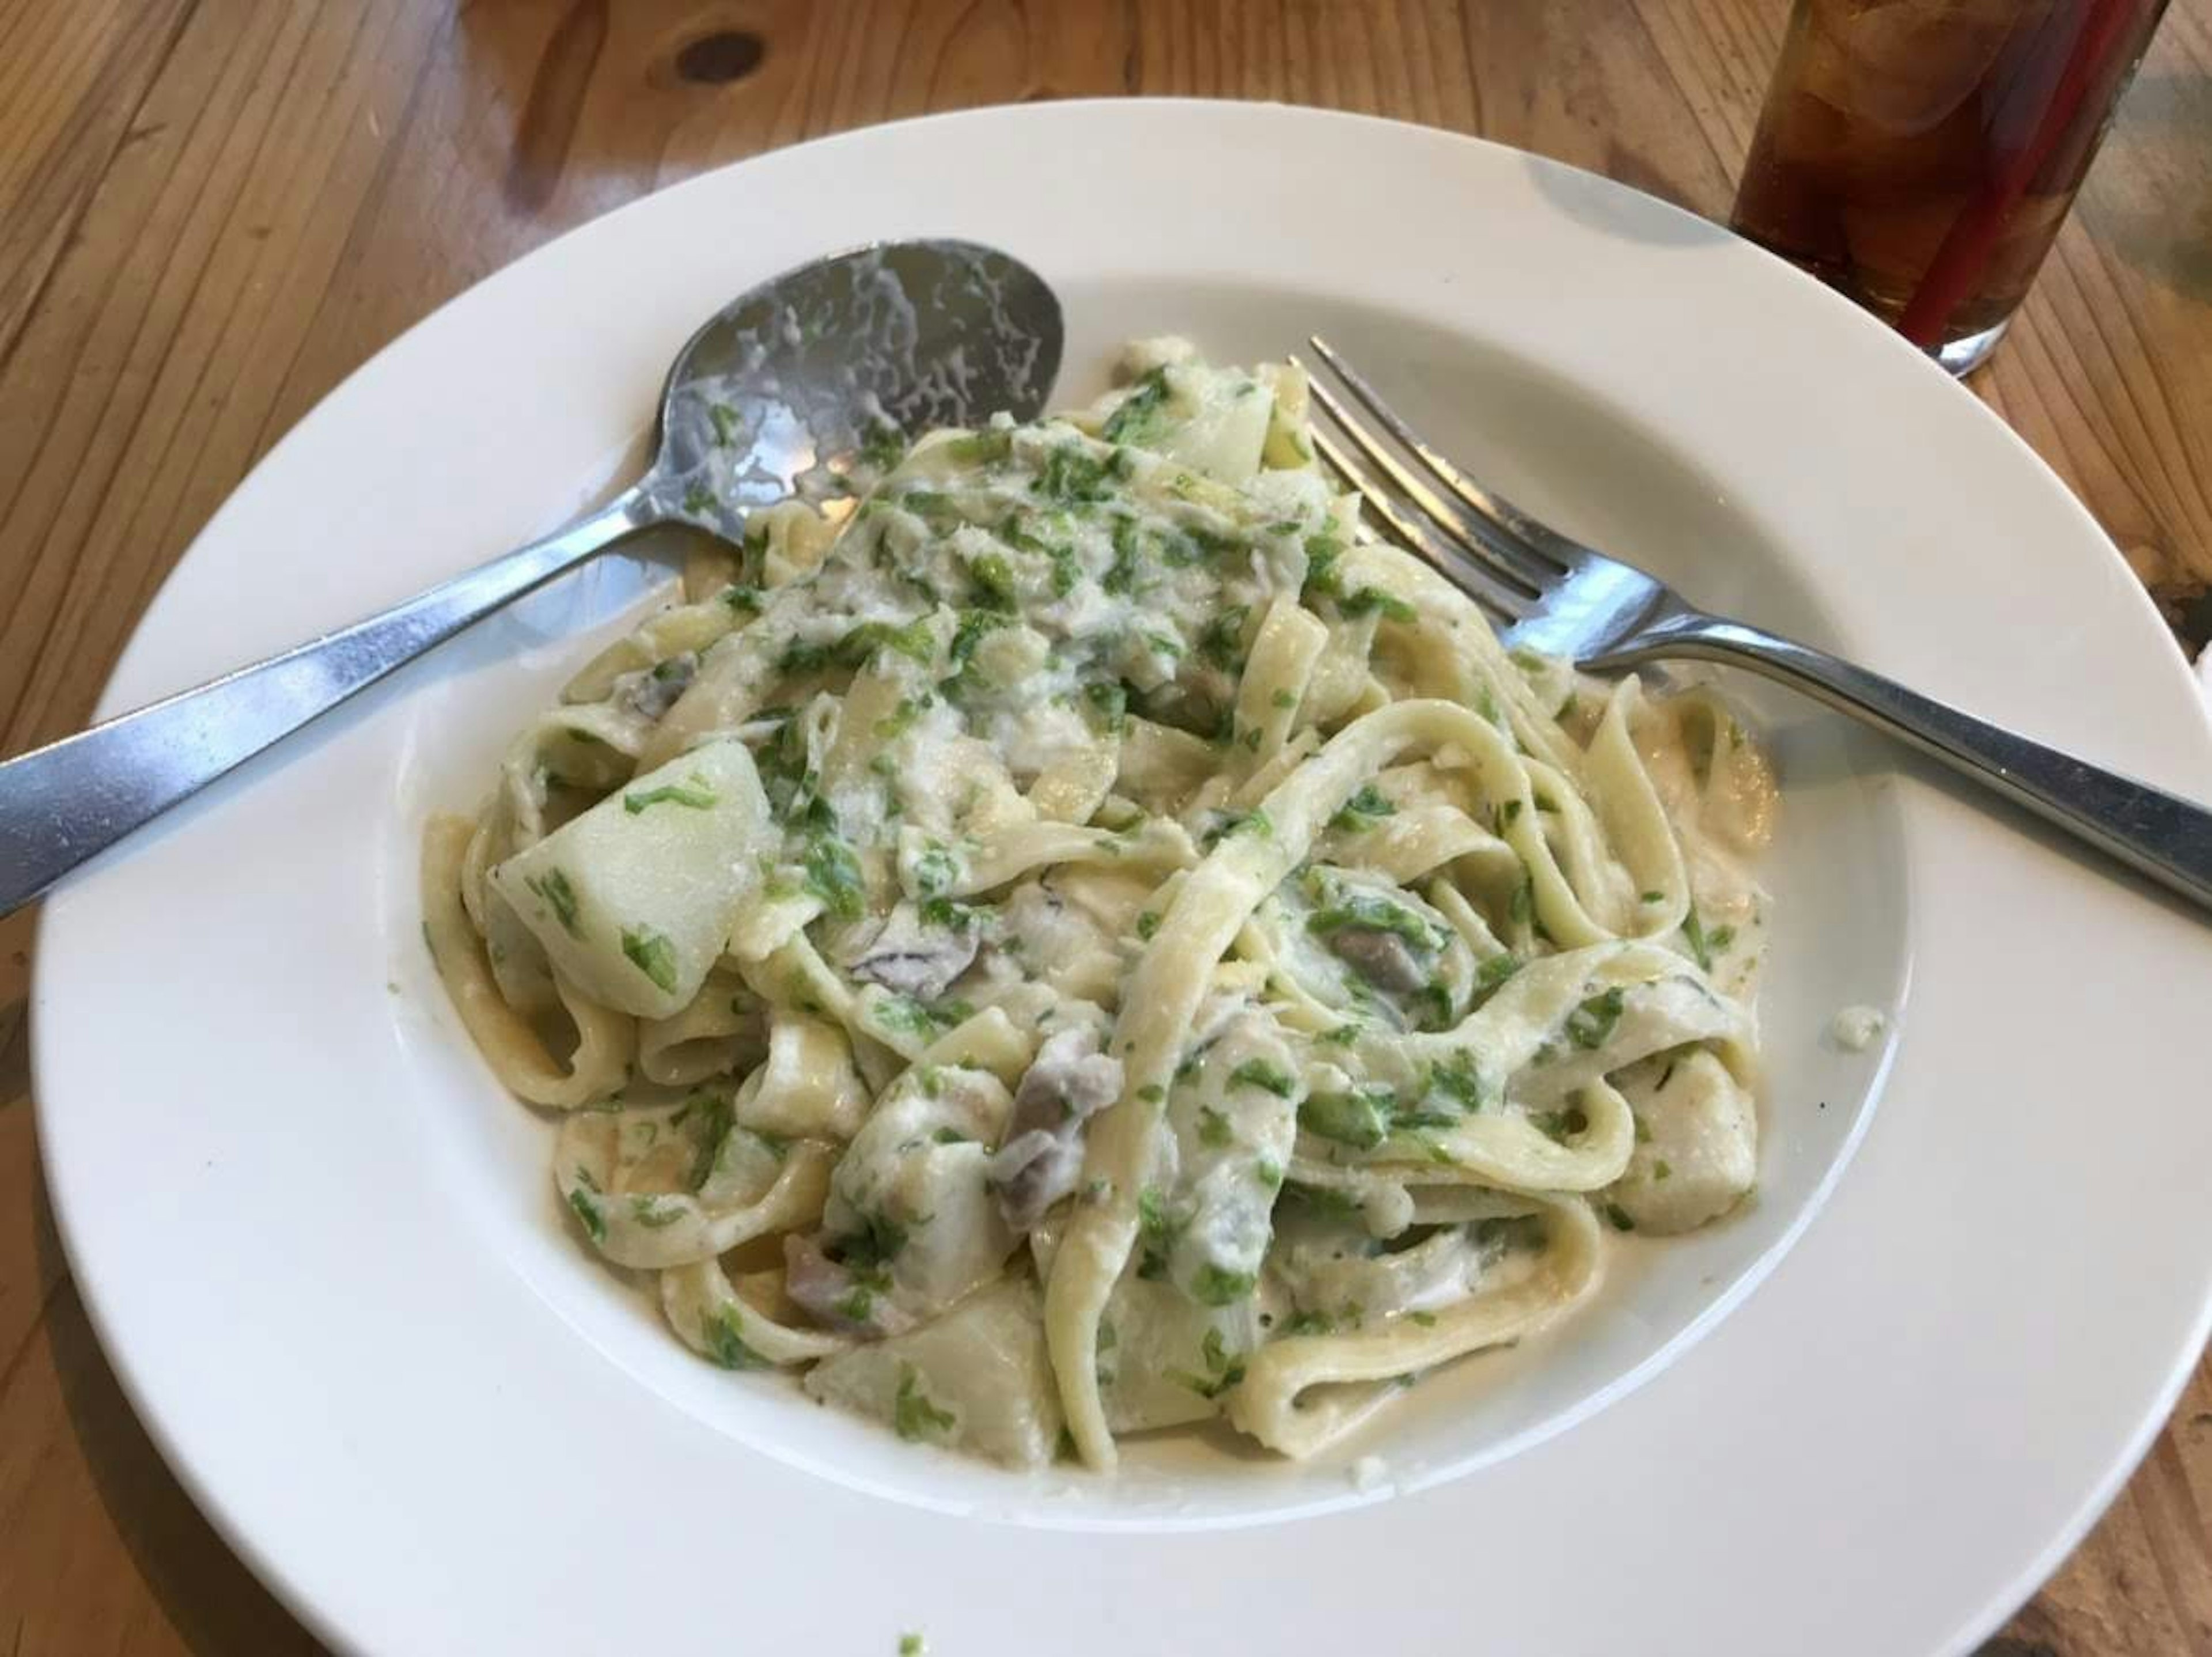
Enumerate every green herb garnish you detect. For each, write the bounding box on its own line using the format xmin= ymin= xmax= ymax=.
xmin=1229 ymin=1059 xmax=1295 ymax=1098
xmin=524 ymin=868 xmax=582 ymax=938
xmin=1338 ymin=586 xmax=1415 ymax=623
xmin=1565 ymin=985 xmax=1626 ymax=1049
xmin=1190 ymin=1264 xmax=1256 ymax=1306
xmin=802 ymin=833 xmax=865 ymax=920
xmin=567 ymin=1186 xmax=605 ymax=1242
xmin=1308 ymin=892 xmax=1445 ymax=952
xmin=1102 ymin=367 xmax=1172 ymax=444
xmin=1330 ymin=783 xmax=1397 ymax=832
xmin=623 ymin=775 xmax=717 ymax=813
xmin=892 ymin=1365 xmax=957 ymax=1442
xmin=620 ymin=926 xmax=679 ymax=994
xmin=702 ymin=1305 xmax=769 ymax=1370
xmin=1299 ymin=1086 xmax=1395 ymax=1150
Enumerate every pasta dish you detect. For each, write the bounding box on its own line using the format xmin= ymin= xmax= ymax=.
xmin=422 ymin=340 xmax=1776 ymax=1469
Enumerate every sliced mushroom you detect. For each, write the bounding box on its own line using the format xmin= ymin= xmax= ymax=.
xmin=611 ymin=651 xmax=698 ymax=721
xmin=988 ymin=1026 xmax=1124 ymax=1231
xmin=782 ymin=1231 xmax=913 ymax=1339
xmin=1324 ymin=925 xmax=1430 ymax=995
xmin=847 ymin=901 xmax=979 ymax=1002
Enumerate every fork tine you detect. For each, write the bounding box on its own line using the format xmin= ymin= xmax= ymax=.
xmin=1297 ymin=362 xmax=1559 ymax=602
xmin=1305 ymin=335 xmax=1576 ymax=576
xmin=1310 ymin=429 xmax=1531 ymax=624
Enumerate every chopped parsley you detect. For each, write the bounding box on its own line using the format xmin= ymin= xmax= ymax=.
xmin=834 ymin=616 xmax=935 ymax=669
xmin=1198 ymin=1106 xmax=1234 ymax=1148
xmin=620 ymin=926 xmax=679 ymax=995
xmin=892 ymin=1365 xmax=957 ymax=1442
xmin=1529 ymin=1105 xmax=1588 ymax=1144
xmin=1170 ymin=1324 xmax=1248 ymax=1398
xmin=1136 ymin=1187 xmax=1181 ymax=1280
xmin=681 ymin=1095 xmax=736 ymax=1189
xmin=1299 ymin=1086 xmax=1395 ymax=1150
xmin=840 ymin=1208 xmax=908 ymax=1277
xmin=1196 ymin=606 xmax=1250 ymax=672
xmin=1426 ymin=1051 xmax=1487 ymax=1113
xmin=1083 ymin=680 xmax=1128 ymax=735
xmin=917 ymin=895 xmax=979 ymax=931
xmin=1565 ymin=985 xmax=1627 ymax=1050
xmin=944 ymin=428 xmax=1011 ymax=465
xmin=1190 ymin=1264 xmax=1256 ymax=1306
xmin=947 ymin=608 xmax=1007 ymax=671
xmin=566 ymin=1186 xmax=605 ymax=1242
xmin=623 ymin=775 xmax=717 ymax=813
xmin=1338 ymin=585 xmax=1416 ymax=623
xmin=1307 ymin=891 xmax=1445 ymax=952
xmin=802 ymin=833 xmax=866 ymax=920
xmin=1681 ymin=903 xmax=1736 ymax=971
xmin=1476 ymin=954 xmax=1520 ymax=994
xmin=1229 ymin=1058 xmax=1296 ymax=1098
xmin=524 ymin=868 xmax=582 ymax=938
xmin=1101 ymin=515 xmax=1145 ymax=594
xmin=1102 ymin=367 xmax=1172 ymax=444
xmin=910 ymin=840 xmax=960 ymax=897
xmin=872 ymin=995 xmax=972 ymax=1042
xmin=1508 ymin=875 xmax=1535 ymax=927
xmin=858 ymin=419 xmax=906 ymax=472
xmin=875 ymin=695 xmax=932 ymax=740
xmin=702 ymin=1305 xmax=769 ymax=1370
xmin=967 ymin=551 xmax=1018 ymax=610
xmin=1032 ymin=443 xmax=1115 ymax=505
xmin=1330 ymin=783 xmax=1397 ymax=832
xmin=1201 ymin=809 xmax=1271 ymax=847
xmin=1301 ymin=533 xmax=1343 ymax=598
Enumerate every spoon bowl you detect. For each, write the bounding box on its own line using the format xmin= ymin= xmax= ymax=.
xmin=649 ymin=239 xmax=1062 ymax=530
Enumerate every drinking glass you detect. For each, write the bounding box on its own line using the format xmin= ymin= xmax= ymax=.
xmin=1730 ymin=0 xmax=2169 ymax=374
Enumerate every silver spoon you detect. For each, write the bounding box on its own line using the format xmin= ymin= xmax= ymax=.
xmin=0 ymin=239 xmax=1063 ymax=916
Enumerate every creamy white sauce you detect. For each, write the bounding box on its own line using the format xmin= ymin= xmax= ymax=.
xmin=1828 ymin=1004 xmax=1887 ymax=1052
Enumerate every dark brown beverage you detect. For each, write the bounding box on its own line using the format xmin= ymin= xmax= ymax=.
xmin=1730 ymin=0 xmax=2168 ymax=372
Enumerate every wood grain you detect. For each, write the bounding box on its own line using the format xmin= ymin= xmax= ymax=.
xmin=1 ymin=3 xmax=2205 ymax=1652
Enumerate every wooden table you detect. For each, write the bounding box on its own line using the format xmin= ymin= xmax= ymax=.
xmin=2 ymin=3 xmax=2206 ymax=1651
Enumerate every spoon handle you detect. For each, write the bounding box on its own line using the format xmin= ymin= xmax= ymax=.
xmin=0 ymin=490 xmax=650 ymax=917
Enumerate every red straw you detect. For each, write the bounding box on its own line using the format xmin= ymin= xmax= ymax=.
xmin=1896 ymin=0 xmax=2141 ymax=348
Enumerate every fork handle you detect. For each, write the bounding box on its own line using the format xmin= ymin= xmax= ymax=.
xmin=0 ymin=490 xmax=649 ymax=919
xmin=1650 ymin=617 xmax=2212 ymax=914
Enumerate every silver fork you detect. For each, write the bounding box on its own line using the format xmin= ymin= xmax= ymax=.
xmin=1299 ymin=336 xmax=2212 ymax=915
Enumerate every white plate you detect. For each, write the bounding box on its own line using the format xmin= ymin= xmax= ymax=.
xmin=35 ymin=102 xmax=2212 ymax=1656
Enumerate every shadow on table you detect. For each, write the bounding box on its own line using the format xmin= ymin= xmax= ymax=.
xmin=35 ymin=1170 xmax=327 ymax=1656
xmin=2086 ymin=67 xmax=2212 ymax=307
